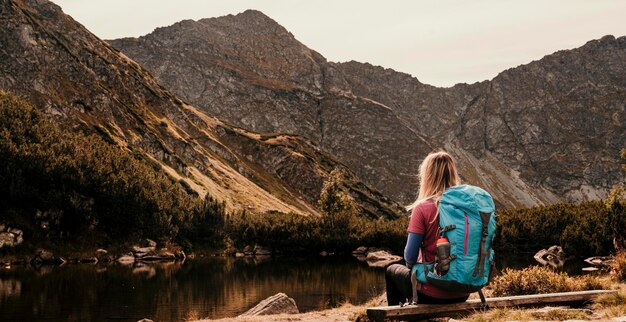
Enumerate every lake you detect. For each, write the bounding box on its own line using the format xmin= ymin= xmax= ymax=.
xmin=0 ymin=256 xmax=386 ymax=322
xmin=0 ymin=253 xmax=592 ymax=322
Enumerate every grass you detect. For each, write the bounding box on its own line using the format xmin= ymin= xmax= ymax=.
xmin=614 ymin=252 xmax=626 ymax=281
xmin=490 ymin=266 xmax=609 ymax=296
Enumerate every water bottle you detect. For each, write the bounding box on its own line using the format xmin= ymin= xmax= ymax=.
xmin=436 ymin=237 xmax=451 ymax=275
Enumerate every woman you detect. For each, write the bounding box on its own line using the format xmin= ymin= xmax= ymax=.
xmin=385 ymin=151 xmax=469 ymax=305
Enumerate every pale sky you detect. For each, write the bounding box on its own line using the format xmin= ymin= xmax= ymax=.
xmin=52 ymin=0 xmax=626 ymax=87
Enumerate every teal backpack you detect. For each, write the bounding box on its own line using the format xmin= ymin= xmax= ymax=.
xmin=410 ymin=184 xmax=496 ymax=304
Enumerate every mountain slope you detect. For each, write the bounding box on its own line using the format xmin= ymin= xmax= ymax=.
xmin=109 ymin=11 xmax=626 ymax=208
xmin=0 ymin=0 xmax=403 ymax=219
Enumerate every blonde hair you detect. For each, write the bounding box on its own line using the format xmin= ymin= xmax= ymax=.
xmin=406 ymin=151 xmax=460 ymax=211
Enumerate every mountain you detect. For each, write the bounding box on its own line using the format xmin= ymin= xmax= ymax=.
xmin=0 ymin=0 xmax=403 ymax=219
xmin=109 ymin=10 xmax=626 ymax=208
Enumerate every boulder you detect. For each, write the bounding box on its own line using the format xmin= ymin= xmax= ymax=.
xmin=585 ymin=256 xmax=615 ymax=267
xmin=142 ymin=239 xmax=157 ymax=248
xmin=534 ymin=246 xmax=565 ymax=268
xmin=31 ymin=249 xmax=63 ymax=266
xmin=241 ymin=293 xmax=299 ymax=316
xmin=117 ymin=255 xmax=135 ymax=265
xmin=137 ymin=319 xmax=154 ymax=322
xmin=352 ymin=246 xmax=369 ymax=255
xmin=132 ymin=245 xmax=156 ymax=254
xmin=0 ymin=232 xmax=15 ymax=248
xmin=7 ymin=228 xmax=22 ymax=236
xmin=366 ymin=250 xmax=403 ymax=268
xmin=96 ymin=249 xmax=112 ymax=263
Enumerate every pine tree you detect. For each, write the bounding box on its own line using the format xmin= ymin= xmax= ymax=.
xmin=318 ymin=169 xmax=357 ymax=248
xmin=606 ymin=148 xmax=626 ymax=252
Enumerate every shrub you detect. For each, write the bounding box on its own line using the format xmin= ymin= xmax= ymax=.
xmin=613 ymin=252 xmax=626 ymax=281
xmin=490 ymin=266 xmax=608 ymax=296
xmin=0 ymin=91 xmax=225 ymax=244
xmin=496 ymin=201 xmax=614 ymax=257
xmin=318 ymin=169 xmax=358 ymax=249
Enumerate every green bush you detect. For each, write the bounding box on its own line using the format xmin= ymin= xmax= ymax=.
xmin=496 ymin=201 xmax=614 ymax=257
xmin=0 ymin=91 xmax=225 ymax=245
xmin=490 ymin=266 xmax=608 ymax=296
xmin=224 ymin=211 xmax=407 ymax=254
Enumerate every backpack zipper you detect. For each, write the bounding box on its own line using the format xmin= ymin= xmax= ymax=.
xmin=464 ymin=213 xmax=469 ymax=256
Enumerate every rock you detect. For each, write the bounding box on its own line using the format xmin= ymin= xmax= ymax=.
xmin=117 ymin=255 xmax=135 ymax=265
xmin=142 ymin=239 xmax=157 ymax=248
xmin=534 ymin=246 xmax=566 ymax=268
xmin=582 ymin=267 xmax=599 ymax=272
xmin=96 ymin=249 xmax=112 ymax=262
xmin=366 ymin=251 xmax=403 ymax=268
xmin=132 ymin=246 xmax=156 ymax=254
xmin=585 ymin=256 xmax=615 ymax=266
xmin=319 ymin=251 xmax=328 ymax=257
xmin=0 ymin=232 xmax=15 ymax=248
xmin=253 ymin=245 xmax=272 ymax=256
xmin=137 ymin=319 xmax=154 ymax=322
xmin=612 ymin=317 xmax=626 ymax=322
xmin=0 ymin=223 xmax=5 ymax=231
xmin=241 ymin=293 xmax=299 ymax=316
xmin=7 ymin=228 xmax=22 ymax=236
xmin=235 ymin=252 xmax=244 ymax=258
xmin=352 ymin=246 xmax=369 ymax=255
xmin=110 ymin=13 xmax=626 ymax=211
xmin=31 ymin=249 xmax=62 ymax=266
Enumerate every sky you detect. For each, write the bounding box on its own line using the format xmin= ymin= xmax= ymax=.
xmin=52 ymin=0 xmax=626 ymax=87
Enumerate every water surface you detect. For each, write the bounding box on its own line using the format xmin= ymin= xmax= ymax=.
xmin=0 ymin=256 xmax=385 ymax=322
xmin=0 ymin=252 xmax=595 ymax=322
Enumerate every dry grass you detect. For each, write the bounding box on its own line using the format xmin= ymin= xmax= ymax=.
xmin=613 ymin=252 xmax=626 ymax=281
xmin=490 ymin=266 xmax=609 ymax=296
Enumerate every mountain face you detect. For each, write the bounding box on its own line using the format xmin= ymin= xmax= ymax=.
xmin=0 ymin=0 xmax=403 ymax=219
xmin=110 ymin=10 xmax=626 ymax=208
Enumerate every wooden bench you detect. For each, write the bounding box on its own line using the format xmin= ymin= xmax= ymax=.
xmin=367 ymin=289 xmax=617 ymax=321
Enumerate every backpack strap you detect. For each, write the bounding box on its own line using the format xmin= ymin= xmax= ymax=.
xmin=409 ymin=246 xmax=434 ymax=305
xmin=473 ymin=212 xmax=492 ymax=278
xmin=410 ymin=268 xmax=419 ymax=305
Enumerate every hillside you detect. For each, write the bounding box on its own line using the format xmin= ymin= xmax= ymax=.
xmin=110 ymin=10 xmax=626 ymax=208
xmin=0 ymin=0 xmax=402 ymax=219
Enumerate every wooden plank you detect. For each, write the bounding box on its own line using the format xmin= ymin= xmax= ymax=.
xmin=367 ymin=290 xmax=616 ymax=322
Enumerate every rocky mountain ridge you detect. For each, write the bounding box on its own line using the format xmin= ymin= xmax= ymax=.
xmin=109 ymin=10 xmax=625 ymax=208
xmin=0 ymin=0 xmax=403 ymax=219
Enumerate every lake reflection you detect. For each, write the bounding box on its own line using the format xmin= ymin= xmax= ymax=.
xmin=0 ymin=256 xmax=385 ymax=322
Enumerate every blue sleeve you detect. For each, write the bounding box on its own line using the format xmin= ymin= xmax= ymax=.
xmin=404 ymin=232 xmax=423 ymax=269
